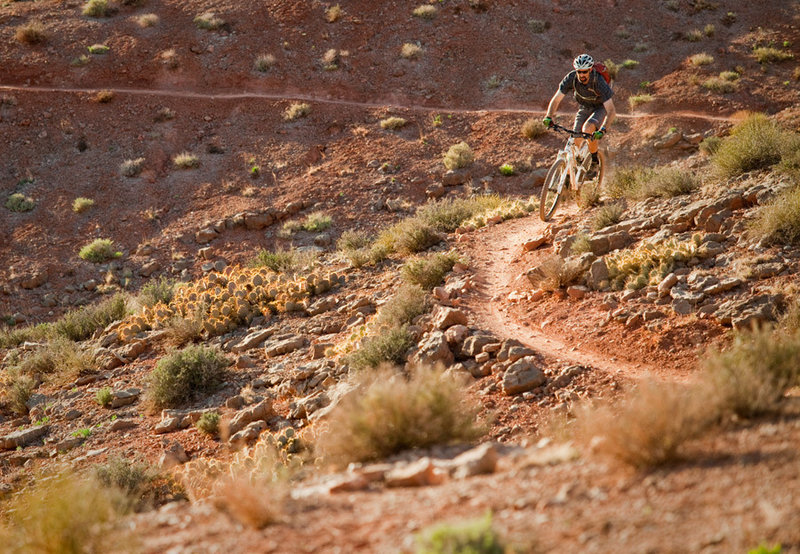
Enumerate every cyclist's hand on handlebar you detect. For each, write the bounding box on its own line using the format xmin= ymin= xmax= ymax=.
xmin=543 ymin=116 xmax=553 ymax=128
xmin=592 ymin=127 xmax=606 ymax=140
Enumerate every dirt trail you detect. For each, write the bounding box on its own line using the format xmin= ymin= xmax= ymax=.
xmin=460 ymin=209 xmax=658 ymax=381
xmin=0 ymin=84 xmax=734 ymax=122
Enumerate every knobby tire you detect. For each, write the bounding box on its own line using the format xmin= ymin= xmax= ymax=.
xmin=540 ymin=158 xmax=567 ymax=221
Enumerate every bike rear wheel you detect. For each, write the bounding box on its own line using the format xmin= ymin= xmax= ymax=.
xmin=540 ymin=158 xmax=567 ymax=221
xmin=574 ymin=149 xmax=607 ymax=209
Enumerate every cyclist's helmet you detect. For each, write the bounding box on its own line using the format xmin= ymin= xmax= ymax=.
xmin=573 ymin=53 xmax=594 ymax=70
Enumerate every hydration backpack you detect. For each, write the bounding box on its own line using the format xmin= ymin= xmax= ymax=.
xmin=593 ymin=62 xmax=612 ymax=85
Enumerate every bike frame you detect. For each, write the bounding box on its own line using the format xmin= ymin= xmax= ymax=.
xmin=549 ymin=123 xmax=594 ymax=191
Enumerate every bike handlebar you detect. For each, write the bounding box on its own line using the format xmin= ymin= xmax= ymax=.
xmin=548 ymin=123 xmax=604 ymax=140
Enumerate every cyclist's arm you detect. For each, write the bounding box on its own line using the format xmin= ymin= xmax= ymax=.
xmin=601 ymin=97 xmax=616 ymax=129
xmin=545 ymin=91 xmax=565 ymax=119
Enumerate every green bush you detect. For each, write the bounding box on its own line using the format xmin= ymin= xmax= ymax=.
xmin=194 ymin=12 xmax=224 ymax=30
xmin=54 ymin=293 xmax=128 ymax=341
xmin=96 ymin=387 xmax=113 ymax=407
xmin=83 ymin=0 xmax=112 ymax=17
xmin=5 ymin=193 xmax=35 ymax=212
xmin=628 ymin=94 xmax=653 ymax=110
xmin=87 ymin=44 xmax=110 ymax=55
xmin=12 ymin=337 xmax=95 ymax=381
xmin=148 ymin=345 xmax=230 ymax=409
xmin=416 ymin=513 xmax=507 ymax=554
xmin=753 ymin=47 xmax=793 ymax=64
xmin=137 ymin=276 xmax=177 ymax=308
xmin=712 ymin=114 xmax=788 ymax=178
xmin=345 ymin=326 xmax=416 ymax=370
xmin=689 ymin=52 xmax=714 ymax=66
xmin=196 ymin=411 xmax=221 ymax=435
xmin=7 ymin=372 xmax=36 ymax=415
xmin=79 ymin=238 xmax=121 ymax=263
xmin=72 ymin=197 xmax=95 ymax=213
xmin=376 ymin=218 xmax=441 ymax=256
xmin=401 ymin=251 xmax=459 ymax=290
xmin=375 ymin=285 xmax=430 ymax=328
xmin=591 ymin=202 xmax=625 ymax=230
xmin=94 ymin=456 xmax=177 ymax=511
xmin=319 ymin=367 xmax=484 ymax=464
xmin=606 ymin=165 xmax=699 ymax=200
xmin=248 ymin=248 xmax=318 ymax=274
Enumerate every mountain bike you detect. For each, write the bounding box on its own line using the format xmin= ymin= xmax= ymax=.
xmin=539 ymin=123 xmax=607 ymax=221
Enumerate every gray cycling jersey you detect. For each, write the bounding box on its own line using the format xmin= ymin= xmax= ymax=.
xmin=558 ymin=70 xmax=614 ymax=108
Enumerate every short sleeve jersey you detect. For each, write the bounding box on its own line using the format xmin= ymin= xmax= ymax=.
xmin=558 ymin=70 xmax=614 ymax=108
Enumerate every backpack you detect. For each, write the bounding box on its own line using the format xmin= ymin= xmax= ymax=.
xmin=593 ymin=62 xmax=612 ymax=85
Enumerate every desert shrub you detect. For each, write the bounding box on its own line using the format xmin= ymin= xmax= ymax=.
xmin=160 ymin=313 xmax=205 ymax=346
xmin=621 ymin=59 xmax=639 ymax=69
xmin=194 ymin=12 xmax=224 ymax=30
xmin=16 ymin=22 xmax=47 ymax=44
xmin=701 ymin=326 xmax=800 ymax=418
xmin=284 ymin=102 xmax=311 ymax=121
xmin=375 ymin=218 xmax=441 ymax=255
xmin=602 ymin=59 xmax=620 ymax=80
xmin=95 ymin=90 xmax=114 ymax=103
xmin=689 ymin=52 xmax=714 ymax=66
xmin=499 ymin=164 xmax=514 ymax=176
xmin=605 ymin=165 xmax=699 ymax=200
xmin=749 ymin=185 xmax=800 ymax=246
xmin=72 ymin=197 xmax=95 ymax=213
xmin=137 ymin=276 xmax=177 ymax=308
xmin=0 ymin=323 xmax=51 ymax=349
xmin=87 ymin=44 xmax=110 ymax=54
xmin=79 ymin=238 xmax=121 ymax=262
xmin=521 ymin=117 xmax=547 ymax=139
xmin=526 ymin=255 xmax=585 ymax=292
xmin=248 ymin=248 xmax=318 ymax=274
xmin=685 ymin=29 xmax=703 ymax=42
xmin=254 ymin=54 xmax=276 ymax=72
xmin=7 ymin=372 xmax=36 ymax=415
xmin=196 ymin=411 xmax=221 ymax=435
xmin=0 ymin=472 xmax=129 ymax=552
xmin=94 ymin=456 xmax=179 ymax=512
xmin=11 ymin=337 xmax=94 ymax=382
xmin=83 ymin=0 xmax=113 ymax=17
xmin=720 ymin=70 xmax=740 ymax=82
xmin=148 ymin=345 xmax=230 ymax=409
xmin=120 ymin=157 xmax=144 ymax=177
xmin=96 ymin=387 xmax=113 ymax=407
xmin=318 ymin=367 xmax=484 ymax=464
xmin=413 ymin=5 xmax=437 ymax=19
xmin=528 ymin=18 xmax=548 ymax=33
xmin=172 ymin=152 xmax=199 ymax=169
xmin=345 ymin=327 xmax=416 ymax=371
xmin=401 ymin=43 xmax=423 ymax=60
xmin=570 ymin=233 xmax=593 ymax=256
xmin=753 ymin=47 xmax=794 ymax=64
xmin=605 ymin=236 xmax=700 ymax=290
xmin=401 ymin=251 xmax=460 ymax=290
xmin=136 ymin=13 xmax=159 ymax=27
xmin=578 ymin=181 xmax=602 ymax=208
xmin=321 ymin=48 xmax=341 ymax=70
xmin=443 ymin=142 xmax=475 ymax=170
xmin=628 ymin=94 xmax=653 ymax=110
xmin=574 ymin=380 xmax=712 ymax=469
xmin=703 ymin=76 xmax=737 ymax=93
xmin=300 ymin=211 xmax=332 ymax=232
xmin=52 ymin=293 xmax=128 ymax=341
xmin=375 ymin=285 xmax=429 ymax=328
xmin=325 ymin=4 xmax=342 ymax=22
xmin=5 ymin=193 xmax=35 ymax=212
xmin=591 ymin=202 xmax=625 ymax=230
xmin=337 ymin=230 xmax=383 ymax=268
xmin=380 ymin=117 xmax=407 ymax=130
xmin=699 ymin=135 xmax=722 ymax=155
xmin=416 ymin=513 xmax=507 ymax=554
xmin=712 ymin=113 xmax=787 ymax=178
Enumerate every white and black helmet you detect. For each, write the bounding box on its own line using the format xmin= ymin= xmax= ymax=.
xmin=573 ymin=53 xmax=594 ymax=70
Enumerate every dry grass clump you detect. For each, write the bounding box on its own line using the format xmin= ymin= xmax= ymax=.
xmin=194 ymin=12 xmax=224 ymax=30
xmin=375 ymin=284 xmax=429 ymax=329
xmin=248 ymin=247 xmax=318 ymax=274
xmin=5 ymin=372 xmax=36 ymax=415
xmin=172 ymin=152 xmax=199 ymax=169
xmin=54 ymin=293 xmax=128 ymax=341
xmin=700 ymin=326 xmax=800 ymax=418
xmin=147 ymin=344 xmax=230 ymax=409
xmin=689 ymin=52 xmax=714 ymax=66
xmin=284 ymin=102 xmax=311 ymax=121
xmin=136 ymin=276 xmax=177 ymax=308
xmin=416 ymin=513 xmax=508 ymax=554
xmin=684 ymin=29 xmax=704 ymax=42
xmin=136 ymin=13 xmax=159 ymax=27
xmin=443 ymin=141 xmax=475 ymax=170
xmin=401 ymin=42 xmax=423 ymax=60
xmin=628 ymin=93 xmax=654 ymax=110
xmin=526 ymin=254 xmax=585 ymax=291
xmin=72 ymin=197 xmax=95 ymax=213
xmin=0 ymin=472 xmax=130 ymax=552
xmin=120 ymin=157 xmax=144 ymax=177
xmin=8 ymin=337 xmax=94 ymax=381
xmin=703 ymin=76 xmax=737 ymax=94
xmin=83 ymin=0 xmax=114 ymax=17
xmin=591 ymin=202 xmax=625 ymax=230
xmin=94 ymin=90 xmax=114 ymax=103
xmin=753 ymin=47 xmax=794 ymax=64
xmin=337 ymin=230 xmax=386 ymax=268
xmin=78 ymin=238 xmax=121 ymax=262
xmin=605 ymin=165 xmax=699 ymax=200
xmin=380 ymin=116 xmax=407 ymax=130
xmin=325 ymin=4 xmax=342 ymax=23
xmin=16 ymin=21 xmax=47 ymax=45
xmin=318 ymin=367 xmax=485 ymax=464
xmin=401 ymin=250 xmax=460 ymax=290
xmin=413 ymin=5 xmax=437 ymax=19
xmin=5 ymin=193 xmax=35 ymax=212
xmin=345 ymin=326 xmax=416 ymax=371
xmin=160 ymin=49 xmax=179 ymax=69
xmin=573 ymin=379 xmax=712 ymax=469
xmin=254 ymin=53 xmax=276 ymax=72
xmin=749 ymin=185 xmax=800 ymax=246
xmin=94 ymin=456 xmax=178 ymax=511
xmin=522 ymin=117 xmax=547 ymax=139
xmin=376 ymin=217 xmax=442 ymax=256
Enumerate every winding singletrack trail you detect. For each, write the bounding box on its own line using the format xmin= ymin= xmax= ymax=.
xmin=460 ymin=208 xmax=656 ymax=381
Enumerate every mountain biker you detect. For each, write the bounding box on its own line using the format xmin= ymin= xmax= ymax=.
xmin=542 ymin=53 xmax=616 ymax=179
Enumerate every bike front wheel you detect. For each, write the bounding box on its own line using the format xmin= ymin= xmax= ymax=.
xmin=540 ymin=158 xmax=567 ymax=221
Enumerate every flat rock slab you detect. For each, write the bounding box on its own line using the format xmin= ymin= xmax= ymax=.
xmin=1 ymin=425 xmax=49 ymax=450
